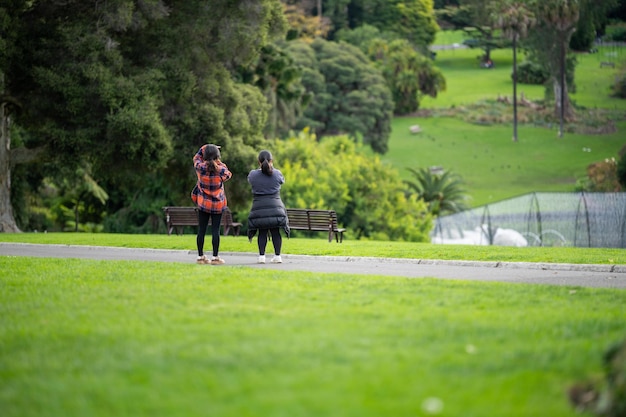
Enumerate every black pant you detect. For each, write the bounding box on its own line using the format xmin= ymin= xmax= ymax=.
xmin=258 ymin=228 xmax=282 ymax=256
xmin=197 ymin=210 xmax=222 ymax=257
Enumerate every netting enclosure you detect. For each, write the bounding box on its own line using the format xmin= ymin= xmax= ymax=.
xmin=431 ymin=192 xmax=626 ymax=248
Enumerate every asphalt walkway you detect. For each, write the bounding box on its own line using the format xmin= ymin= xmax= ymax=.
xmin=2 ymin=243 xmax=625 ymax=289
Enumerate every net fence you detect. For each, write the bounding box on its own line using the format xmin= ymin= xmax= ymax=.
xmin=431 ymin=192 xmax=626 ymax=248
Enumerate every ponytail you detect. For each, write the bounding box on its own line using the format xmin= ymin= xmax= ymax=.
xmin=203 ymin=144 xmax=221 ymax=174
xmin=258 ymin=150 xmax=274 ymax=176
xmin=207 ymin=160 xmax=219 ymax=174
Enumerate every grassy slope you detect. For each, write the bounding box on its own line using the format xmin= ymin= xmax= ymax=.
xmin=385 ymin=117 xmax=625 ymax=206
xmin=384 ymin=43 xmax=626 ymax=207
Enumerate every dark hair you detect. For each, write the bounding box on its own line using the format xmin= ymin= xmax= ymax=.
xmin=204 ymin=144 xmax=221 ymax=173
xmin=258 ymin=150 xmax=273 ymax=176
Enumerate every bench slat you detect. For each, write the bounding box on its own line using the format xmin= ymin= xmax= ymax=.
xmin=162 ymin=206 xmax=241 ymax=236
xmin=286 ymin=208 xmax=345 ymax=243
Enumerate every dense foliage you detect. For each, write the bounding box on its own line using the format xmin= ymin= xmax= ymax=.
xmin=337 ymin=26 xmax=446 ymax=114
xmin=285 ymin=38 xmax=395 ymax=153
xmin=323 ymin=0 xmax=439 ymax=49
xmin=612 ymin=68 xmax=626 ymax=99
xmin=271 ymin=130 xmax=433 ymax=241
xmin=2 ymin=0 xmax=624 ymax=235
xmin=404 ymin=167 xmax=469 ymax=216
xmin=1 ymin=0 xmax=287 ymax=232
xmin=516 ymin=61 xmax=550 ymax=85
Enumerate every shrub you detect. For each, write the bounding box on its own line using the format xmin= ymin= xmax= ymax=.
xmin=606 ymin=26 xmax=626 ymax=42
xmin=569 ymin=338 xmax=626 ymax=416
xmin=611 ymin=70 xmax=626 ymax=98
xmin=617 ymin=151 xmax=626 ymax=189
xmin=515 ymin=61 xmax=549 ymax=85
xmin=274 ymin=130 xmax=433 ymax=241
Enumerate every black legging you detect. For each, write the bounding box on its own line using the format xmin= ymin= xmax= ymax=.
xmin=258 ymin=227 xmax=282 ymax=256
xmin=197 ymin=210 xmax=222 ymax=257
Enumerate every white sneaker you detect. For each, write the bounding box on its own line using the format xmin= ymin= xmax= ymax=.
xmin=271 ymin=255 xmax=282 ymax=264
xmin=258 ymin=255 xmax=266 ymax=264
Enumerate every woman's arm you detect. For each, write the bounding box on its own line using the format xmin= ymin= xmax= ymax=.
xmin=218 ymin=162 xmax=232 ymax=182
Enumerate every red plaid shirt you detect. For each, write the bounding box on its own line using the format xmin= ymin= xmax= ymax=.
xmin=191 ymin=147 xmax=232 ymax=213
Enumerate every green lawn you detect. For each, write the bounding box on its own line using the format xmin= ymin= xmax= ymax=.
xmin=1 ymin=255 xmax=625 ymax=417
xmin=3 ymin=31 xmax=626 ymax=417
xmin=384 ymin=117 xmax=625 ymax=206
xmin=385 ymin=43 xmax=626 ymax=207
xmin=2 ymin=232 xmax=625 ymax=264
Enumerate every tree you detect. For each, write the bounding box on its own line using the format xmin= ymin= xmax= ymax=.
xmin=570 ymin=0 xmax=618 ymax=51
xmin=281 ymin=0 xmax=331 ymax=41
xmin=274 ymin=131 xmax=434 ymax=241
xmin=372 ymin=39 xmax=446 ymax=114
xmin=492 ymin=0 xmax=535 ymax=142
xmin=436 ymin=0 xmax=508 ymax=63
xmin=532 ymin=0 xmax=580 ymax=137
xmin=285 ymin=38 xmax=395 ymax=153
xmin=404 ymin=167 xmax=469 ymax=216
xmin=237 ymin=43 xmax=310 ymax=139
xmin=337 ymin=28 xmax=446 ymax=114
xmin=324 ymin=0 xmax=439 ymax=49
xmin=1 ymin=1 xmax=287 ymax=232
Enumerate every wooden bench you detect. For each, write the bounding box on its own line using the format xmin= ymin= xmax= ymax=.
xmin=600 ymin=61 xmax=615 ymax=68
xmin=286 ymin=208 xmax=346 ymax=243
xmin=162 ymin=206 xmax=242 ymax=236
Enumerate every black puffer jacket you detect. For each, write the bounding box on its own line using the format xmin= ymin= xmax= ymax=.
xmin=247 ymin=192 xmax=290 ymax=240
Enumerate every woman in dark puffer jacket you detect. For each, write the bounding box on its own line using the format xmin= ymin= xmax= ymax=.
xmin=247 ymin=150 xmax=289 ymax=264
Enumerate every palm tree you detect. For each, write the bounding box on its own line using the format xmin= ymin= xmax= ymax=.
xmin=404 ymin=167 xmax=469 ymax=216
xmin=493 ymin=1 xmax=535 ymax=142
xmin=535 ymin=0 xmax=580 ymax=137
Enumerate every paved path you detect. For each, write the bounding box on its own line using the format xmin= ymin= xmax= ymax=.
xmin=1 ymin=243 xmax=625 ymax=289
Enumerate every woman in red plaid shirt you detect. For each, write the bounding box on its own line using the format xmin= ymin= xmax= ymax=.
xmin=191 ymin=144 xmax=232 ymax=265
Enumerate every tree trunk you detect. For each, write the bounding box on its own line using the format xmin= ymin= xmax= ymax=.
xmin=555 ymin=29 xmax=576 ymax=137
xmin=553 ymin=77 xmax=574 ymax=127
xmin=512 ymin=35 xmax=518 ymax=142
xmin=0 ymin=100 xmax=21 ymax=233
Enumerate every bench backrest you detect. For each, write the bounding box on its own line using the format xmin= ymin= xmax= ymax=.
xmin=162 ymin=206 xmax=236 ymax=226
xmin=286 ymin=209 xmax=340 ymax=231
xmin=163 ymin=206 xmax=197 ymax=224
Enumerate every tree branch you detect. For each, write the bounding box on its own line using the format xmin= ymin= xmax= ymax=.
xmin=10 ymin=146 xmax=44 ymax=167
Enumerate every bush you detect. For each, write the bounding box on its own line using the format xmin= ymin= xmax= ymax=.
xmin=515 ymin=61 xmax=549 ymax=85
xmin=606 ymin=26 xmax=626 ymax=42
xmin=569 ymin=338 xmax=626 ymax=416
xmin=617 ymin=151 xmax=626 ymax=189
xmin=611 ymin=70 xmax=626 ymax=99
xmin=274 ymin=130 xmax=433 ymax=241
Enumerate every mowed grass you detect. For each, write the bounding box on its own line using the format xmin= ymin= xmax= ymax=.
xmin=2 ymin=232 xmax=626 ymax=264
xmin=385 ymin=117 xmax=626 ymax=206
xmin=428 ymin=34 xmax=626 ymax=111
xmin=386 ymin=43 xmax=626 ymax=207
xmin=3 ymin=33 xmax=626 ymax=417
xmin=1 ymin=256 xmax=625 ymax=417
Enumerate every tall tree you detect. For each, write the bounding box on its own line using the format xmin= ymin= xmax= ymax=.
xmin=324 ymin=0 xmax=439 ymax=49
xmin=570 ymin=0 xmax=618 ymax=51
xmin=492 ymin=0 xmax=535 ymax=142
xmin=370 ymin=39 xmax=446 ymax=114
xmin=533 ymin=0 xmax=580 ymax=137
xmin=1 ymin=1 xmax=286 ymax=232
xmin=286 ymin=38 xmax=395 ymax=153
xmin=436 ymin=0 xmax=507 ymax=63
xmin=237 ymin=43 xmax=310 ymax=139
